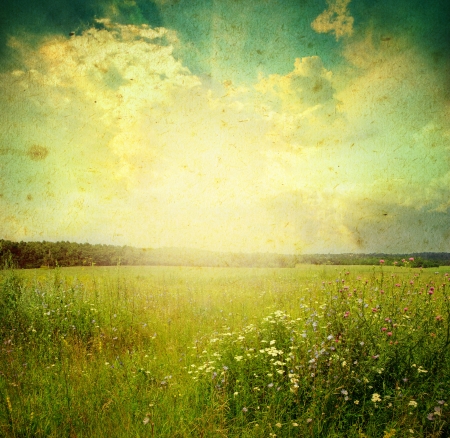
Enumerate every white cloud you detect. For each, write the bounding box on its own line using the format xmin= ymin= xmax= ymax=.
xmin=253 ymin=56 xmax=342 ymax=149
xmin=311 ymin=0 xmax=354 ymax=40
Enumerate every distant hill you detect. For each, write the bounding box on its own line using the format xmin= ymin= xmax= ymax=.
xmin=0 ymin=239 xmax=449 ymax=269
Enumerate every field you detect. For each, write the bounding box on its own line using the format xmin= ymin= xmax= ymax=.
xmin=0 ymin=263 xmax=449 ymax=437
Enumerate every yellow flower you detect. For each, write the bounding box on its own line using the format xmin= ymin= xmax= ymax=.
xmin=6 ymin=395 xmax=12 ymax=413
xmin=371 ymin=393 xmax=382 ymax=403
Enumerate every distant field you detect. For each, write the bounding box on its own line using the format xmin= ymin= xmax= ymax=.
xmin=1 ymin=265 xmax=449 ymax=437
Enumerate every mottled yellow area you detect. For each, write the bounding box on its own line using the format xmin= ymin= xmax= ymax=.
xmin=0 ymin=3 xmax=449 ymax=254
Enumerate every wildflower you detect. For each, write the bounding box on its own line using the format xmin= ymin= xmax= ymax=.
xmin=341 ymin=389 xmax=348 ymax=395
xmin=275 ymin=423 xmax=282 ymax=428
xmin=380 ymin=260 xmax=385 ymax=264
xmin=372 ymin=308 xmax=378 ymax=312
xmin=427 ymin=413 xmax=434 ymax=421
xmin=438 ymin=400 xmax=445 ymax=405
xmin=268 ymin=383 xmax=274 ymax=388
xmin=434 ymin=406 xmax=442 ymax=416
xmin=381 ymin=327 xmax=387 ymax=332
xmin=354 ymin=400 xmax=360 ymax=405
xmin=306 ymin=418 xmax=313 ymax=423
xmin=234 ymin=356 xmax=243 ymax=361
xmin=234 ymin=392 xmax=239 ymax=396
xmin=409 ymin=257 xmax=414 ymax=261
xmin=242 ymin=407 xmax=248 ymax=412
xmin=387 ymin=332 xmax=393 ymax=337
xmin=408 ymin=400 xmax=418 ymax=408
xmin=143 ymin=417 xmax=150 ymax=425
xmin=372 ymin=393 xmax=382 ymax=403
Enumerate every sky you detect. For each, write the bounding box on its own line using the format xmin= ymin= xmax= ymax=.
xmin=0 ymin=0 xmax=449 ymax=254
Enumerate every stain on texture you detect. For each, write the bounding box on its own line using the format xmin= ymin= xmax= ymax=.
xmin=26 ymin=145 xmax=49 ymax=161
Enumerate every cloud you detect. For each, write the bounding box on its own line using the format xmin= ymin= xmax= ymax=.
xmin=253 ymin=56 xmax=342 ymax=149
xmin=0 ymin=0 xmax=163 ymax=67
xmin=311 ymin=0 xmax=354 ymax=40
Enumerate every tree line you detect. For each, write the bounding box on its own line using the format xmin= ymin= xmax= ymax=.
xmin=0 ymin=239 xmax=448 ymax=269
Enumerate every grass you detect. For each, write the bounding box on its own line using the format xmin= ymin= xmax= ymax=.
xmin=0 ymin=263 xmax=449 ymax=437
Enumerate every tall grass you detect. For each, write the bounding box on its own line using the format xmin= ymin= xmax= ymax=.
xmin=0 ymin=264 xmax=449 ymax=437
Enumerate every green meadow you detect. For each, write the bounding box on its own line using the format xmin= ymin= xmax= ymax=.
xmin=0 ymin=264 xmax=449 ymax=437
